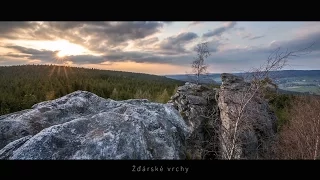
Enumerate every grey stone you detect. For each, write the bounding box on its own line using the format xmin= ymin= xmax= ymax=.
xmin=168 ymin=82 xmax=219 ymax=159
xmin=0 ymin=135 xmax=32 ymax=159
xmin=171 ymin=93 xmax=180 ymax=100
xmin=218 ymin=73 xmax=277 ymax=159
xmin=186 ymin=95 xmax=207 ymax=105
xmin=0 ymin=91 xmax=190 ymax=160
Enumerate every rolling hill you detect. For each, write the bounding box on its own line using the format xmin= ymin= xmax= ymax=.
xmin=0 ymin=65 xmax=184 ymax=115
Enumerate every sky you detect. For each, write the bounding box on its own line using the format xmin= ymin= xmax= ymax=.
xmin=0 ymin=21 xmax=320 ymax=75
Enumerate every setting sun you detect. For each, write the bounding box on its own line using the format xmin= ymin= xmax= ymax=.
xmin=56 ymin=51 xmax=66 ymax=58
xmin=6 ymin=39 xmax=94 ymax=57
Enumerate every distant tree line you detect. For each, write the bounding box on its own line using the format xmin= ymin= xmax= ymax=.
xmin=0 ymin=65 xmax=183 ymax=115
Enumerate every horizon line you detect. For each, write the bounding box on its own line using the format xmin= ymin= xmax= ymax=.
xmin=1 ymin=64 xmax=320 ymax=76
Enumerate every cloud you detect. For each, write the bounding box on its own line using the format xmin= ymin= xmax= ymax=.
xmin=67 ymin=55 xmax=106 ymax=64
xmin=243 ymin=34 xmax=265 ymax=40
xmin=45 ymin=22 xmax=85 ymax=30
xmin=188 ymin=21 xmax=202 ymax=27
xmin=190 ymin=39 xmax=223 ymax=53
xmin=248 ymin=35 xmax=265 ymax=40
xmin=272 ymin=30 xmax=320 ymax=52
xmin=202 ymin=22 xmax=237 ymax=38
xmin=4 ymin=45 xmax=57 ymax=62
xmin=207 ymin=40 xmax=223 ymax=52
xmin=205 ymin=30 xmax=320 ymax=71
xmin=0 ymin=22 xmax=34 ymax=34
xmin=80 ymin=22 xmax=164 ymax=45
xmin=0 ymin=22 xmax=37 ymax=40
xmin=134 ymin=37 xmax=159 ymax=47
xmin=163 ymin=22 xmax=174 ymax=25
xmin=0 ymin=57 xmax=30 ymax=66
xmin=2 ymin=45 xmax=191 ymax=66
xmin=0 ymin=21 xmax=165 ymax=54
xmin=101 ymin=51 xmax=191 ymax=65
xmin=158 ymin=32 xmax=199 ymax=53
xmin=1 ymin=22 xmax=320 ymax=73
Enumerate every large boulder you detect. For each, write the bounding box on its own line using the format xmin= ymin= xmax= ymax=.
xmin=0 ymin=91 xmax=190 ymax=160
xmin=218 ymin=73 xmax=277 ymax=159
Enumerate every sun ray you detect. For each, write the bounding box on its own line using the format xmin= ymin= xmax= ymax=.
xmin=68 ymin=65 xmax=74 ymax=75
xmin=48 ymin=65 xmax=56 ymax=78
xmin=63 ymin=66 xmax=69 ymax=80
xmin=57 ymin=66 xmax=61 ymax=76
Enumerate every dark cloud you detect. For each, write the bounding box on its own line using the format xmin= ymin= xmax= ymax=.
xmin=249 ymin=35 xmax=265 ymax=40
xmin=5 ymin=45 xmax=51 ymax=56
xmin=134 ymin=37 xmax=159 ymax=47
xmin=0 ymin=22 xmax=36 ymax=39
xmin=4 ymin=53 xmax=31 ymax=59
xmin=79 ymin=21 xmax=163 ymax=45
xmin=4 ymin=45 xmax=108 ymax=64
xmin=69 ymin=21 xmax=164 ymax=53
xmin=68 ymin=50 xmax=193 ymax=66
xmin=0 ymin=22 xmax=33 ymax=34
xmin=190 ymin=39 xmax=222 ymax=53
xmin=101 ymin=51 xmax=187 ymax=65
xmin=0 ymin=58 xmax=30 ymax=66
xmin=159 ymin=32 xmax=199 ymax=53
xmin=4 ymin=45 xmax=57 ymax=62
xmin=202 ymin=22 xmax=237 ymax=38
xmin=2 ymin=45 xmax=190 ymax=65
xmin=0 ymin=21 xmax=165 ymax=54
xmin=68 ymin=55 xmax=106 ymax=64
xmin=45 ymin=22 xmax=85 ymax=30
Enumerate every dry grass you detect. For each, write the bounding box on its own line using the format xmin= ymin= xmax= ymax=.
xmin=273 ymin=95 xmax=320 ymax=159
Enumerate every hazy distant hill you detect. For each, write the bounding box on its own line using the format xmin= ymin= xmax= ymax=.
xmin=165 ymin=74 xmax=221 ymax=84
xmin=166 ymin=70 xmax=320 ymax=95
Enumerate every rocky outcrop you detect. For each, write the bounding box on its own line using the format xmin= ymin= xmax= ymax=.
xmin=0 ymin=91 xmax=190 ymax=160
xmin=0 ymin=73 xmax=278 ymax=160
xmin=218 ymin=73 xmax=277 ymax=159
xmin=169 ymin=74 xmax=277 ymax=159
xmin=168 ymin=82 xmax=220 ymax=159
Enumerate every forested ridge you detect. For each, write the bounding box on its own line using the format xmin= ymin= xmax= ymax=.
xmin=0 ymin=65 xmax=184 ymax=115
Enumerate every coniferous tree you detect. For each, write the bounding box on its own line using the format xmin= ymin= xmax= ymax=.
xmin=156 ymin=89 xmax=170 ymax=103
xmin=110 ymin=88 xmax=119 ymax=100
xmin=0 ymin=65 xmax=183 ymax=115
xmin=134 ymin=89 xmax=144 ymax=99
xmin=45 ymin=91 xmax=56 ymax=101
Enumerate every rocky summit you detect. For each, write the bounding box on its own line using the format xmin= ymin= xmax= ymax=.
xmin=0 ymin=73 xmax=278 ymax=160
xmin=218 ymin=73 xmax=277 ymax=159
xmin=0 ymin=91 xmax=190 ymax=160
xmin=169 ymin=73 xmax=277 ymax=159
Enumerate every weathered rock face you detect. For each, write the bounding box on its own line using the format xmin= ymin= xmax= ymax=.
xmin=0 ymin=91 xmax=190 ymax=160
xmin=169 ymin=74 xmax=277 ymax=159
xmin=218 ymin=73 xmax=277 ymax=159
xmin=168 ymin=82 xmax=220 ymax=159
